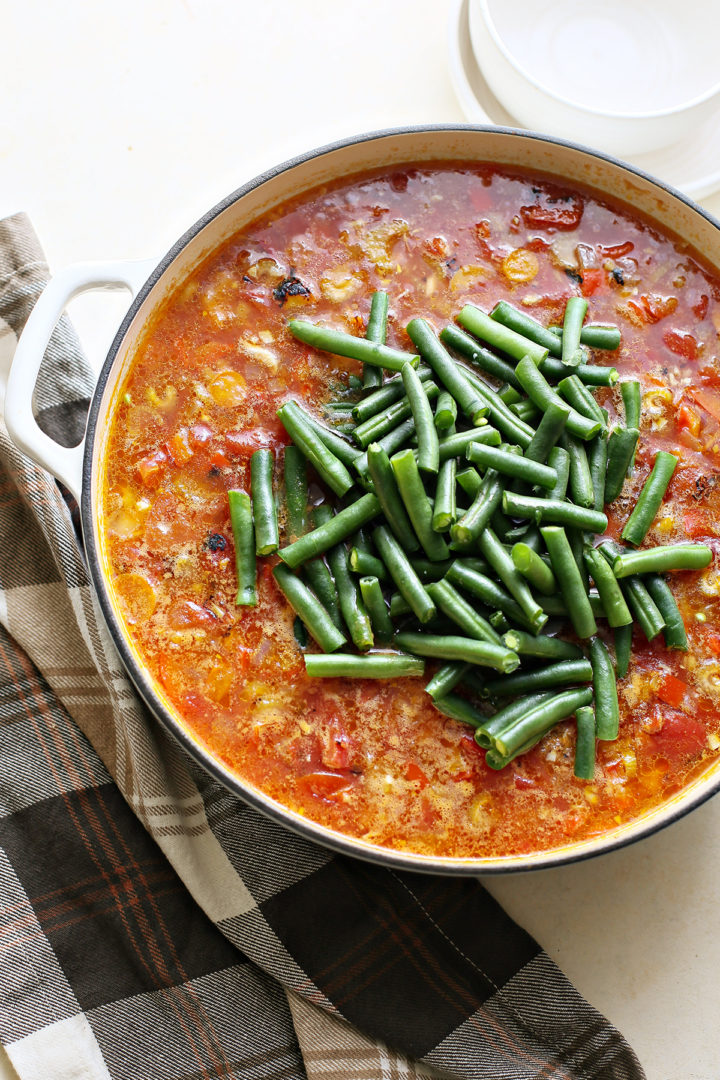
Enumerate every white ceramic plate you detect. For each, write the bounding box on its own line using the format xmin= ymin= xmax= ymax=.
xmin=448 ymin=0 xmax=720 ymax=200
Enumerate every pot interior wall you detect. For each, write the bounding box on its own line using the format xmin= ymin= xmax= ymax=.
xmin=87 ymin=127 xmax=720 ymax=873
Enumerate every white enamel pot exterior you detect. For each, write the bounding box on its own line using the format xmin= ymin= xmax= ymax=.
xmin=7 ymin=126 xmax=720 ymax=874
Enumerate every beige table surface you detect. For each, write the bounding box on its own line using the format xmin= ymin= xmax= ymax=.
xmin=2 ymin=1 xmax=719 ymax=1077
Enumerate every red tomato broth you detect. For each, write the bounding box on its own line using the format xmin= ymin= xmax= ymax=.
xmin=102 ymin=163 xmax=720 ymax=859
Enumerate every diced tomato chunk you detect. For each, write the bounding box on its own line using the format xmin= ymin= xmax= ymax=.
xmin=580 ymin=268 xmax=604 ymax=297
xmin=689 ymin=386 xmax=720 ymax=423
xmin=167 ymin=599 xmax=218 ymax=629
xmin=210 ymin=450 xmax=231 ymax=469
xmin=405 ymin=762 xmax=429 ymax=788
xmin=136 ymin=449 xmax=168 ymax=488
xmin=166 ymin=429 xmax=194 ymax=466
xmin=189 ymin=422 xmax=213 ymax=448
xmin=297 ymin=771 xmax=353 ymax=799
xmin=639 ymin=709 xmax=706 ymax=767
xmin=693 ymin=294 xmax=709 ymax=320
xmin=683 ymin=509 xmax=711 ymax=539
xmin=663 ymin=329 xmax=699 ymax=361
xmin=520 ymin=189 xmax=583 ymax=231
xmin=677 ymin=403 xmax=701 ymax=436
xmin=658 ymin=673 xmax=688 ymax=708
xmin=639 ymin=294 xmax=678 ymax=323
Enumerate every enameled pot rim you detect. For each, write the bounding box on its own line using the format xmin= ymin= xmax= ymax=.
xmin=81 ymin=123 xmax=720 ymax=875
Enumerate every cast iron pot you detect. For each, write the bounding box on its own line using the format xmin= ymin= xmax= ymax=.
xmin=7 ymin=125 xmax=720 ymax=874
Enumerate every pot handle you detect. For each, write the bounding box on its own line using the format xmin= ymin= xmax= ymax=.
xmin=4 ymin=258 xmax=156 ymax=502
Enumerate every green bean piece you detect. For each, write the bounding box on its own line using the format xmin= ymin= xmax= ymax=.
xmin=432 ymin=694 xmax=487 ymax=727
xmin=485 ymin=735 xmax=546 ymax=770
xmin=613 ymin=543 xmax=712 ymax=577
xmin=402 ymin=362 xmax=439 ymax=473
xmin=546 ymin=446 xmax=570 ymax=501
xmin=293 ymin=616 xmax=308 ymax=649
xmin=621 ymin=451 xmax=679 ymax=546
xmin=498 ymin=384 xmax=523 ymax=405
xmin=466 ymin=442 xmax=557 ymax=489
xmin=645 ymin=575 xmax=688 ymax=651
xmin=279 ymin=493 xmax=381 ymax=568
xmin=574 ymin=706 xmax=597 ymax=780
xmin=437 ymin=426 xmax=501 ymax=462
xmin=583 ymin=546 xmax=632 ymax=627
xmin=406 ymin=318 xmax=489 ymax=425
xmin=451 ymin=469 xmax=504 ymax=545
xmin=510 ymin=399 xmax=541 ymax=424
xmin=446 ymin=562 xmax=533 ymax=629
xmin=353 ymin=365 xmax=433 ymax=423
xmin=283 ymin=445 xmax=308 ymax=541
xmin=372 ymin=524 xmax=436 ymax=625
xmin=364 ymin=443 xmax=419 ymax=553
xmin=540 ymin=357 xmax=619 ymax=386
xmin=588 ymin=427 xmax=609 ymax=513
xmin=354 ymin=414 xmax=419 ymax=477
xmin=493 ymin=687 xmax=594 ymax=758
xmin=478 ymin=528 xmax=548 ymax=632
xmin=511 ymin=543 xmax=557 ymax=596
xmin=503 ymin=491 xmax=608 ymax=533
xmin=357 ymin=576 xmax=392 ymax=643
xmin=391 ymin=449 xmax=450 ymax=561
xmin=348 ymin=375 xmax=364 ymax=390
xmin=557 ymin=374 xmax=606 ymax=427
xmin=474 ymin=691 xmax=553 ymax=748
xmin=362 ymin=290 xmax=389 ymax=389
xmin=622 ymin=576 xmax=666 ymax=641
xmin=425 ymin=661 xmax=472 ymax=700
xmin=515 ymin=356 xmax=601 ymax=441
xmin=434 ymin=390 xmax=457 ymax=433
xmin=250 ymin=449 xmax=279 ymax=555
xmin=614 ymin=624 xmax=632 ymax=678
xmin=457 ymin=304 xmax=549 ymax=364
xmin=561 ymin=296 xmax=588 ymax=367
xmin=304 ymin=505 xmax=343 ymax=629
xmin=395 ymin=631 xmax=520 ymax=672
xmin=228 ymin=490 xmax=257 ymax=606
xmin=409 ymin=557 xmax=457 ymax=581
xmin=388 ymin=592 xmax=411 ymax=618
xmin=541 ymin=526 xmax=597 ymax=639
xmin=604 ymin=428 xmax=640 ymax=503
xmin=326 ymin=541 xmax=374 ymax=650
xmin=579 ymin=324 xmax=622 ymax=350
xmin=432 ymin=458 xmax=457 ymax=532
xmin=460 ymin=369 xmax=535 ymax=448
xmin=524 ymin=401 xmax=569 ymax=464
xmin=426 ymin=580 xmax=503 ymax=646
xmin=288 ymin=318 xmax=419 ymax=371
xmin=456 ymin=466 xmax=483 ymax=499
xmin=277 ymin=402 xmax=355 ymax=497
xmin=489 ymin=300 xmax=563 ymax=356
xmin=560 ymin=433 xmax=594 ymax=509
xmin=483 ymin=658 xmax=593 ymax=699
xmin=272 ymin=563 xmax=346 ymax=653
xmin=502 ymin=629 xmax=582 ymax=661
xmin=296 ymin=405 xmax=364 ymax=468
xmin=349 ymin=548 xmax=387 ymax=580
xmin=590 ymin=636 xmax=619 ymax=740
xmin=621 ymin=380 xmax=641 ymax=428
xmin=352 ymin=382 xmax=440 ymax=448
xmin=305 ymin=652 xmax=425 ymax=678
xmin=440 ymin=324 xmax=522 ymax=388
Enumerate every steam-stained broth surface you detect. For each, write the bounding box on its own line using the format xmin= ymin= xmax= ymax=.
xmin=102 ymin=164 xmax=720 ymax=857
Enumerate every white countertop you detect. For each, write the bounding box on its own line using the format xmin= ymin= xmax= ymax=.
xmin=2 ymin=2 xmax=719 ymax=1078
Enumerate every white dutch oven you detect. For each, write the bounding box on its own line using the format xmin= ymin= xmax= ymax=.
xmin=6 ymin=126 xmax=720 ymax=874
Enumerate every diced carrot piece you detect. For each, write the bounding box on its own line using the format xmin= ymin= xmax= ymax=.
xmin=210 ymin=450 xmax=231 ymax=469
xmin=677 ymin=403 xmax=701 ymax=436
xmin=167 ymin=429 xmax=194 ymax=466
xmin=136 ymin=449 xmax=167 ymax=488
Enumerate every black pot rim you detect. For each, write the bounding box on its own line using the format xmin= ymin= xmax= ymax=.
xmin=80 ymin=122 xmax=720 ymax=876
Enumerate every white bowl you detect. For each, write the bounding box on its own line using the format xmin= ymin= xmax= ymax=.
xmin=469 ymin=0 xmax=720 ymax=156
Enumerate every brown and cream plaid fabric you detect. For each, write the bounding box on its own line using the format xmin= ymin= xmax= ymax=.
xmin=0 ymin=213 xmax=647 ymax=1080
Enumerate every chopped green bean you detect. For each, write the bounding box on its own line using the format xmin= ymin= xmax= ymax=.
xmin=574 ymin=706 xmax=596 ymax=780
xmin=250 ymin=449 xmax=279 ymax=555
xmin=363 ymin=290 xmax=389 ymax=389
xmin=434 ymin=390 xmax=457 ymax=432
xmin=305 ymin=652 xmax=425 ymax=678
xmin=395 ymin=631 xmax=520 ymax=672
xmin=283 ymin=445 xmax=308 ymax=541
xmin=583 ymin=546 xmax=632 ymax=627
xmin=492 ymin=687 xmax=594 ymax=758
xmin=373 ymin=524 xmax=436 ymax=624
xmin=645 ymin=575 xmax=688 ymax=651
xmin=406 ymin=318 xmax=489 ymax=425
xmin=358 ymin=575 xmax=393 ymax=643
xmin=288 ymin=318 xmax=418 ymax=371
xmin=432 ymin=457 xmax=457 ymax=532
xmin=502 ymin=629 xmax=582 ymax=661
xmin=228 ymin=490 xmax=257 ymax=606
xmin=440 ymin=323 xmax=522 ymax=388
xmin=511 ymin=542 xmax=557 ymax=595
xmin=613 ymin=543 xmax=712 ymax=577
xmin=614 ymin=624 xmax=632 ymax=678
xmin=457 ymin=304 xmax=549 ymax=364
xmin=590 ymin=636 xmax=619 ymax=740
xmin=621 ymin=452 xmax=679 ymax=546
xmin=425 ymin=662 xmax=472 ymax=700
xmin=273 ymin=563 xmax=346 ymax=652
xmin=516 ymin=356 xmax=601 ymax=441
xmin=426 ymin=580 xmax=503 ymax=645
xmin=503 ymin=491 xmax=608 ymax=533
xmin=277 ymin=401 xmax=355 ymax=497
xmin=561 ymin=296 xmax=588 ymax=368
xmin=604 ymin=427 xmax=640 ymax=503
xmin=279 ymin=494 xmax=381 ymax=568
xmin=542 ymin=526 xmax=597 ymax=639
xmin=391 ymin=449 xmax=450 ymax=561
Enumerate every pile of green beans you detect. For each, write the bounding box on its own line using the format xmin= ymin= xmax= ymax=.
xmin=225 ymin=292 xmax=712 ymax=786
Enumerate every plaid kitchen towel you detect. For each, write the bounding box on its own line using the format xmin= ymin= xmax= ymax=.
xmin=0 ymin=212 xmax=647 ymax=1080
